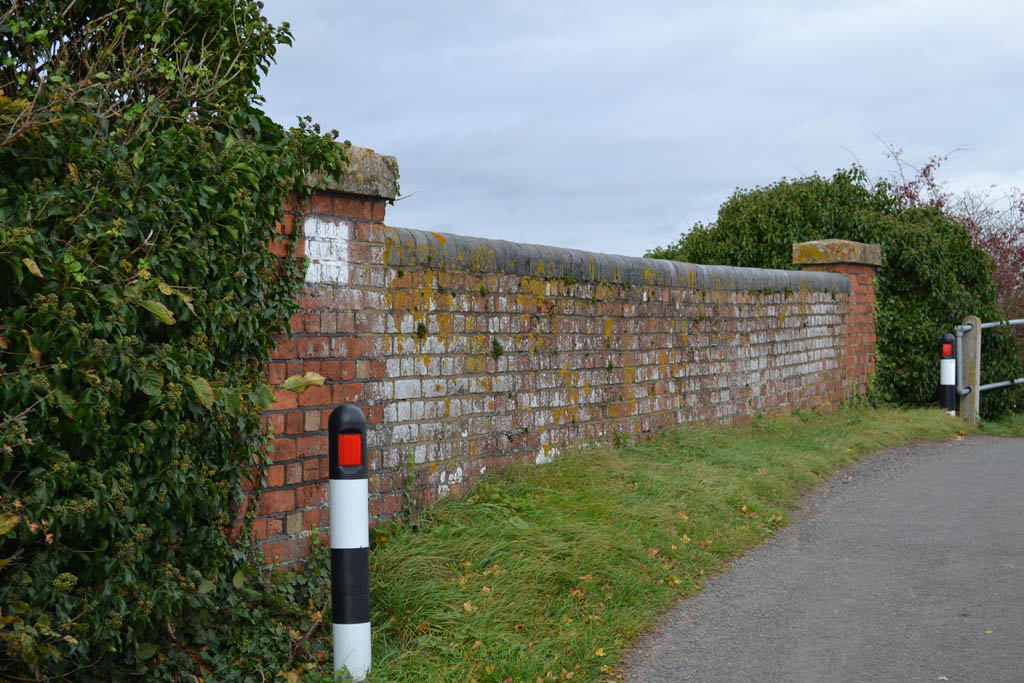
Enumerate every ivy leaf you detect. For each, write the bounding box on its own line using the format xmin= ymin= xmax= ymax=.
xmin=22 ymin=332 xmax=40 ymax=365
xmin=66 ymin=162 xmax=80 ymax=183
xmin=215 ymin=386 xmax=242 ymax=417
xmin=135 ymin=643 xmax=159 ymax=661
xmin=251 ymin=384 xmax=275 ymax=409
xmin=139 ymin=370 xmax=164 ymax=397
xmin=22 ymin=257 xmax=42 ymax=278
xmin=188 ymin=376 xmax=214 ymax=409
xmin=0 ymin=513 xmax=19 ymax=536
xmin=197 ymin=579 xmax=215 ymax=595
xmin=141 ymin=299 xmax=175 ymax=325
xmin=174 ymin=289 xmax=196 ymax=315
xmin=232 ymin=569 xmax=245 ymax=589
xmin=280 ymin=371 xmax=325 ymax=394
xmin=509 ymin=516 xmax=530 ymax=530
xmin=53 ymin=389 xmax=77 ymax=419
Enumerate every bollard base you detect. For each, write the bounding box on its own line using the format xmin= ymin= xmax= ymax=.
xmin=333 ymin=621 xmax=371 ymax=681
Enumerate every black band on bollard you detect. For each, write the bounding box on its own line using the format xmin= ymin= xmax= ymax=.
xmin=331 ymin=547 xmax=370 ymax=624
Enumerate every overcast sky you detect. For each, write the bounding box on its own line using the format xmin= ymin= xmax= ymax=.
xmin=259 ymin=1 xmax=1024 ymax=257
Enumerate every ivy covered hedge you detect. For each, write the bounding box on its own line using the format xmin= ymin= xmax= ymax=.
xmin=1 ymin=0 xmax=344 ymax=677
xmin=647 ymin=167 xmax=1022 ymax=417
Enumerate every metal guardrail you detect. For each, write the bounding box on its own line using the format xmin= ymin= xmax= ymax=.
xmin=951 ymin=317 xmax=1024 ymax=424
xmin=954 ymin=318 xmax=1024 ymax=395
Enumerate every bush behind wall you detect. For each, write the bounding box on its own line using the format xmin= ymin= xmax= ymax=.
xmin=647 ymin=167 xmax=1022 ymax=417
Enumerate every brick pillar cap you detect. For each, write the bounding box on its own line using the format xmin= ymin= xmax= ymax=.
xmin=792 ymin=239 xmax=881 ymax=267
xmin=306 ymin=143 xmax=399 ymax=201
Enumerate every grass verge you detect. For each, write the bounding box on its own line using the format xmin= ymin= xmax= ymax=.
xmin=216 ymin=406 xmax=982 ymax=681
xmin=285 ymin=406 xmax=966 ymax=682
xmin=979 ymin=410 xmax=1024 ymax=437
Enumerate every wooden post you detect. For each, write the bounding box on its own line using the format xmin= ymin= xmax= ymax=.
xmin=961 ymin=315 xmax=982 ymax=425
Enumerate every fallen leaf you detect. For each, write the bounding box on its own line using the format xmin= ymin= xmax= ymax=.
xmin=681 ymin=534 xmax=692 ymax=544
xmin=480 ymin=586 xmax=491 ymax=594
xmin=595 ymin=648 xmax=607 ymax=657
xmin=280 ymin=371 xmax=325 ymax=394
xmin=463 ymin=601 xmax=474 ymax=612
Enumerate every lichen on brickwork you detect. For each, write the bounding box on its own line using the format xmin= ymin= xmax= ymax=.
xmin=260 ymin=178 xmax=880 ymax=566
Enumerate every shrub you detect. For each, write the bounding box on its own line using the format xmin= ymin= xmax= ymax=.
xmin=0 ymin=0 xmax=344 ymax=677
xmin=646 ymin=167 xmax=1022 ymax=417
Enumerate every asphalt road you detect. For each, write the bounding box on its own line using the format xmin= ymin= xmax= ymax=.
xmin=622 ymin=436 xmax=1024 ymax=683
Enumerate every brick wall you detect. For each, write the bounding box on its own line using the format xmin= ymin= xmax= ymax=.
xmin=255 ymin=148 xmax=880 ymax=565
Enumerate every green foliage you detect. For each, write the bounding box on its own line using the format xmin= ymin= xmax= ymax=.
xmin=647 ymin=167 xmax=1023 ymax=417
xmin=0 ymin=0 xmax=345 ymax=677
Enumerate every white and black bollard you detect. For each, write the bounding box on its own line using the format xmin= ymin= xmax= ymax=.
xmin=328 ymin=404 xmax=371 ymax=680
xmin=940 ymin=333 xmax=956 ymax=416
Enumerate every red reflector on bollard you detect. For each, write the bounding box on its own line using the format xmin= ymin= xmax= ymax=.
xmin=941 ymin=343 xmax=953 ymax=357
xmin=339 ymin=434 xmax=362 ymax=466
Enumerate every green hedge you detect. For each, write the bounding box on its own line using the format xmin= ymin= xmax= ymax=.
xmin=647 ymin=167 xmax=1022 ymax=417
xmin=0 ymin=1 xmax=344 ymax=677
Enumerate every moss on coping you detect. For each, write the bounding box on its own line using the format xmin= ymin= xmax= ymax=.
xmin=385 ymin=227 xmax=852 ymax=294
xmin=792 ymin=239 xmax=882 ymax=267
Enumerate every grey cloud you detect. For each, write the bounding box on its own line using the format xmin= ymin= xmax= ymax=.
xmin=261 ymin=0 xmax=1024 ymax=256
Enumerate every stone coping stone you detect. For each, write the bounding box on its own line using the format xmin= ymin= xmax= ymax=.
xmin=792 ymin=239 xmax=882 ymax=267
xmin=385 ymin=227 xmax=850 ymax=294
xmin=306 ymin=144 xmax=399 ymax=200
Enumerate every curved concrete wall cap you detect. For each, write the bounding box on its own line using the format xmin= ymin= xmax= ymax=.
xmin=385 ymin=227 xmax=851 ymax=294
xmin=305 ymin=144 xmax=399 ymax=201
